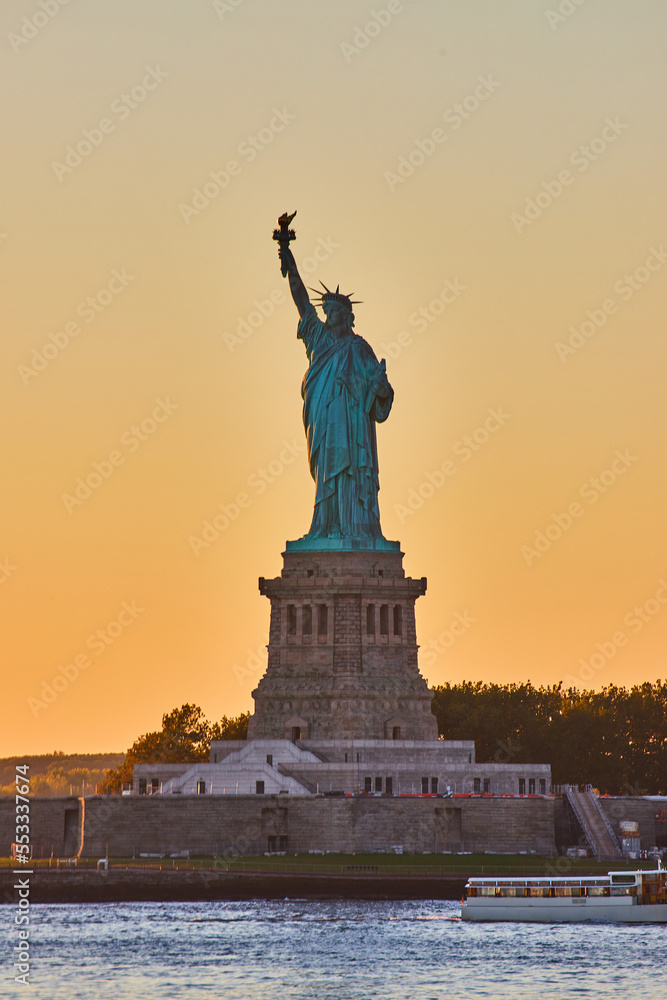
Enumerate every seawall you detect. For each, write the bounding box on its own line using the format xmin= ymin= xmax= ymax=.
xmin=0 ymin=867 xmax=467 ymax=903
xmin=0 ymin=793 xmax=557 ymax=858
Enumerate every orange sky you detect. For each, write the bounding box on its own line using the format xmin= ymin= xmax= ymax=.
xmin=3 ymin=0 xmax=667 ymax=756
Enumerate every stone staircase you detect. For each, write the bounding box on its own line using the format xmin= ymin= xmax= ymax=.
xmin=276 ymin=763 xmax=318 ymax=793
xmin=294 ymin=740 xmax=327 ymax=762
xmin=564 ymin=785 xmax=623 ymax=859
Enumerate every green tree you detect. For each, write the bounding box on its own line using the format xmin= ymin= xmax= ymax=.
xmin=212 ymin=712 xmax=250 ymax=741
xmin=432 ymin=679 xmax=667 ymax=794
xmin=99 ymin=705 xmax=249 ymax=794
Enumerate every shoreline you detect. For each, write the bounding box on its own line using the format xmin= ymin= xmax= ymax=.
xmin=0 ymin=868 xmax=466 ymax=903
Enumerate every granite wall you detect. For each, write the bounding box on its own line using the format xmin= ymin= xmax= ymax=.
xmin=1 ymin=794 xmax=558 ymax=858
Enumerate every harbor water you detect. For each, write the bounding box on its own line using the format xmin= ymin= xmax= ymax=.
xmin=7 ymin=899 xmax=666 ymax=999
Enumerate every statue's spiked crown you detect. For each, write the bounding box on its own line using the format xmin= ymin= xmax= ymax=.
xmin=309 ymin=281 xmax=361 ymax=313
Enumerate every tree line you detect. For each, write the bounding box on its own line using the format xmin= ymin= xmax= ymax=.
xmin=98 ymin=682 xmax=666 ymax=795
xmin=0 ymin=753 xmax=124 ymax=797
xmin=431 ymin=680 xmax=667 ymax=794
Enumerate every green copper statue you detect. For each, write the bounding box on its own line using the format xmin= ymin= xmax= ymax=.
xmin=274 ymin=212 xmax=396 ymax=548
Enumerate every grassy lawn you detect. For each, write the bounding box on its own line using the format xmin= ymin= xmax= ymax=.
xmin=214 ymin=853 xmax=640 ymax=876
xmin=0 ymin=853 xmax=643 ymax=877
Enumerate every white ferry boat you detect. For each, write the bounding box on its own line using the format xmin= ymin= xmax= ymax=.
xmin=461 ymin=864 xmax=667 ymax=922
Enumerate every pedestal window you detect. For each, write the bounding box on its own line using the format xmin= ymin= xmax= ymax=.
xmin=302 ymin=605 xmax=312 ymax=637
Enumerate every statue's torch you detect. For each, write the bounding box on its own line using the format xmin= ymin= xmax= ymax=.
xmin=273 ymin=211 xmax=297 ymax=277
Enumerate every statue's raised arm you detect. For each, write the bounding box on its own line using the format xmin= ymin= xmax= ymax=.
xmin=273 ymin=211 xmax=309 ymax=318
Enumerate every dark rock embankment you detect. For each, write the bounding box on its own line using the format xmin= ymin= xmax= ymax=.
xmin=1 ymin=867 xmax=466 ymax=903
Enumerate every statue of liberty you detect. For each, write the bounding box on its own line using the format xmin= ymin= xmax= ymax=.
xmin=274 ymin=213 xmax=396 ymax=548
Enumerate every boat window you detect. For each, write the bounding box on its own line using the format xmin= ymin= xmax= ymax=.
xmin=611 ymin=886 xmax=635 ymax=896
xmin=611 ymin=874 xmax=636 ymax=884
xmin=587 ymin=887 xmax=607 ymax=896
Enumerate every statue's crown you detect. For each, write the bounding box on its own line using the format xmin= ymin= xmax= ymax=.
xmin=309 ymin=282 xmax=361 ymax=311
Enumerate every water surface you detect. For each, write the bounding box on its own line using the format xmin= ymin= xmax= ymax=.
xmin=6 ymin=899 xmax=665 ymax=999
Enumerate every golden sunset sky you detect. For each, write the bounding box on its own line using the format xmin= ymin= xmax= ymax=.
xmin=3 ymin=0 xmax=666 ymax=756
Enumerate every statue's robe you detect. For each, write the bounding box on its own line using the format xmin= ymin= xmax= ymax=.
xmin=297 ymin=303 xmax=393 ymax=539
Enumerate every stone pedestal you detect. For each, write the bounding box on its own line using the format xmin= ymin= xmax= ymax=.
xmin=247 ymin=548 xmax=438 ymax=741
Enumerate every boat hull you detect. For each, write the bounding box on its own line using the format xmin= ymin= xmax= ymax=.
xmin=461 ymin=899 xmax=667 ymax=923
